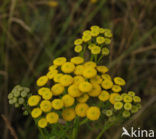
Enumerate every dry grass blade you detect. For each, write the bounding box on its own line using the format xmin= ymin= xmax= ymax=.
xmin=9 ymin=0 xmax=17 ymax=25
xmin=11 ymin=17 xmax=31 ymax=32
xmin=132 ymin=45 xmax=156 ymax=55
xmin=1 ymin=114 xmax=18 ymax=139
xmin=109 ymin=26 xmax=156 ymax=68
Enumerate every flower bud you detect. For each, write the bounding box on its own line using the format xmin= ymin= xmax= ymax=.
xmin=18 ymin=97 xmax=25 ymax=104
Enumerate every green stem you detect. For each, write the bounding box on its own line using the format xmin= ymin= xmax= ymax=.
xmin=96 ymin=117 xmax=121 ymax=139
xmin=39 ymin=128 xmax=46 ymax=139
xmin=23 ymin=103 xmax=46 ymax=138
xmin=90 ymin=54 xmax=94 ymax=61
xmin=97 ymin=55 xmax=104 ymax=64
xmin=80 ymin=118 xmax=88 ymax=126
xmin=94 ymin=54 xmax=98 ymax=63
xmin=72 ymin=117 xmax=79 ymax=139
xmin=81 ymin=45 xmax=87 ymax=58
xmin=96 ymin=121 xmax=114 ymax=139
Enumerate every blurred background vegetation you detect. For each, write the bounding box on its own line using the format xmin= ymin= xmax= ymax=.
xmin=0 ymin=0 xmax=156 ymax=139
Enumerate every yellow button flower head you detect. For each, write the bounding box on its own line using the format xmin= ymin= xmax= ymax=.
xmin=96 ymin=36 xmax=105 ymax=44
xmin=114 ymin=94 xmax=122 ymax=102
xmin=105 ymin=38 xmax=111 ymax=45
xmin=124 ymin=103 xmax=132 ymax=110
xmin=53 ymin=57 xmax=67 ymax=66
xmin=38 ymin=118 xmax=47 ymax=128
xmin=62 ymin=94 xmax=75 ymax=107
xmin=121 ymin=93 xmax=127 ymax=98
xmin=28 ymin=95 xmax=41 ymax=106
xmin=74 ymin=45 xmax=83 ymax=53
xmin=38 ymin=87 xmax=50 ymax=96
xmin=51 ymin=84 xmax=64 ymax=96
xmin=101 ymin=80 xmax=113 ymax=89
xmin=98 ymin=90 xmax=110 ymax=102
xmin=114 ymin=77 xmax=126 ymax=86
xmin=90 ymin=25 xmax=100 ymax=31
xmin=40 ymin=100 xmax=52 ymax=112
xmin=123 ymin=95 xmax=132 ymax=103
xmin=90 ymin=75 xmax=102 ymax=84
xmin=60 ymin=75 xmax=73 ymax=87
xmin=31 ymin=108 xmax=42 ymax=118
xmin=36 ymin=76 xmax=48 ymax=87
xmin=105 ymin=110 xmax=113 ymax=117
xmin=91 ymin=46 xmax=101 ymax=54
xmin=71 ymin=57 xmax=84 ymax=65
xmin=42 ymin=89 xmax=53 ymax=100
xmin=114 ymin=102 xmax=123 ymax=110
xmin=122 ymin=111 xmax=130 ymax=118
xmin=104 ymin=30 xmax=112 ymax=38
xmin=84 ymin=61 xmax=96 ymax=68
xmin=75 ymin=103 xmax=89 ymax=117
xmin=91 ymin=29 xmax=99 ymax=37
xmin=133 ymin=96 xmax=141 ymax=103
xmin=48 ymin=65 xmax=57 ymax=71
xmin=88 ymin=43 xmax=96 ymax=50
xmin=62 ymin=108 xmax=76 ymax=121
xmin=87 ymin=106 xmax=100 ymax=121
xmin=88 ymin=84 xmax=101 ymax=97
xmin=109 ymin=93 xmax=119 ymax=104
xmin=47 ymin=70 xmax=58 ymax=79
xmin=96 ymin=66 xmax=109 ymax=73
xmin=74 ymin=38 xmax=83 ymax=45
xmin=53 ymin=73 xmax=63 ymax=82
xmin=73 ymin=76 xmax=85 ymax=85
xmin=128 ymin=91 xmax=135 ymax=97
xmin=52 ymin=99 xmax=64 ymax=110
xmin=46 ymin=112 xmax=59 ymax=124
xmin=61 ymin=62 xmax=75 ymax=73
xmin=136 ymin=103 xmax=141 ymax=109
xmin=102 ymin=47 xmax=110 ymax=55
xmin=74 ymin=65 xmax=84 ymax=75
xmin=82 ymin=35 xmax=91 ymax=42
xmin=131 ymin=106 xmax=139 ymax=114
xmin=79 ymin=81 xmax=92 ymax=93
xmin=83 ymin=30 xmax=91 ymax=36
xmin=83 ymin=67 xmax=97 ymax=78
xmin=77 ymin=94 xmax=89 ymax=103
xmin=101 ymin=74 xmax=111 ymax=80
xmin=68 ymin=84 xmax=82 ymax=97
xmin=112 ymin=85 xmax=122 ymax=93
xmin=99 ymin=28 xmax=106 ymax=33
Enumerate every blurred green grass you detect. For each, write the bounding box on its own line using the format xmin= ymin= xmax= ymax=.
xmin=0 ymin=0 xmax=156 ymax=139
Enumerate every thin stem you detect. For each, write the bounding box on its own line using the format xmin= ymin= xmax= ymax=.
xmin=90 ymin=54 xmax=94 ymax=61
xmin=81 ymin=45 xmax=87 ymax=58
xmin=96 ymin=117 xmax=122 ymax=139
xmin=23 ymin=103 xmax=46 ymax=138
xmin=94 ymin=54 xmax=98 ymax=63
xmin=72 ymin=117 xmax=79 ymax=139
xmin=80 ymin=118 xmax=88 ymax=126
xmin=96 ymin=121 xmax=114 ymax=139
xmin=39 ymin=128 xmax=46 ymax=139
xmin=97 ymin=55 xmax=104 ymax=64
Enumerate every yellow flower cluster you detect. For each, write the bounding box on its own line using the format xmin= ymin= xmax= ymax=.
xmin=9 ymin=25 xmax=142 ymax=134
xmin=27 ymin=56 xmax=133 ymax=128
xmin=113 ymin=91 xmax=141 ymax=118
xmin=74 ymin=25 xmax=112 ymax=56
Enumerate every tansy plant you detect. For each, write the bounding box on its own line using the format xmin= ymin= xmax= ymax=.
xmin=8 ymin=25 xmax=141 ymax=139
